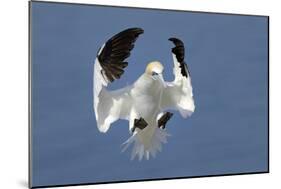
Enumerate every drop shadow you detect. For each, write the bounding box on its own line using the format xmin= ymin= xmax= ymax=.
xmin=17 ymin=180 xmax=29 ymax=188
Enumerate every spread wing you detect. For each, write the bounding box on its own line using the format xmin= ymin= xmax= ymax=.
xmin=160 ymin=38 xmax=195 ymax=118
xmin=93 ymin=28 xmax=144 ymax=132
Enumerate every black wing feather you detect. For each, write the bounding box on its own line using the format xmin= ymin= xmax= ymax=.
xmin=169 ymin=38 xmax=190 ymax=78
xmin=98 ymin=28 xmax=144 ymax=82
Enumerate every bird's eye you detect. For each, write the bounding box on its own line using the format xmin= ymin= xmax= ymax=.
xmin=152 ymin=71 xmax=158 ymax=76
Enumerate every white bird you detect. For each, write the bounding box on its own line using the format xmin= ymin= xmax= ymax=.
xmin=93 ymin=28 xmax=195 ymax=160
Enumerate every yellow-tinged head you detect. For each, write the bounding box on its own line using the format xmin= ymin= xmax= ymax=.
xmin=145 ymin=61 xmax=164 ymax=75
xmin=145 ymin=61 xmax=166 ymax=87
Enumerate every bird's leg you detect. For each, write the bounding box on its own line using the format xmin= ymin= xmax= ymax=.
xmin=131 ymin=117 xmax=148 ymax=133
xmin=158 ymin=112 xmax=174 ymax=129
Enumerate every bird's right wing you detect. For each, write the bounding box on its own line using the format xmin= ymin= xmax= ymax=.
xmin=160 ymin=38 xmax=195 ymax=118
xmin=93 ymin=28 xmax=144 ymax=132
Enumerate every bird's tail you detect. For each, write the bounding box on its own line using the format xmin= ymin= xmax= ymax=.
xmin=122 ymin=127 xmax=170 ymax=160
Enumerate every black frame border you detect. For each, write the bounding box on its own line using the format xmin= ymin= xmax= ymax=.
xmin=28 ymin=1 xmax=270 ymax=188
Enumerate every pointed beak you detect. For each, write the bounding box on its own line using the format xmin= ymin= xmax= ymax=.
xmin=155 ymin=74 xmax=167 ymax=88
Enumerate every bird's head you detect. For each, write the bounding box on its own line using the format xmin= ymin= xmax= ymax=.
xmin=145 ymin=61 xmax=166 ymax=87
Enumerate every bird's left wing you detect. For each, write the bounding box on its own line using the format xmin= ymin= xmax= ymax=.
xmin=93 ymin=28 xmax=144 ymax=132
xmin=160 ymin=38 xmax=195 ymax=118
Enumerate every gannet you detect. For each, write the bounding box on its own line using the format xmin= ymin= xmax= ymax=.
xmin=93 ymin=28 xmax=195 ymax=160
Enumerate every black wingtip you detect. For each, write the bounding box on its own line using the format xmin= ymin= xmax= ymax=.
xmin=168 ymin=37 xmax=189 ymax=78
xmin=127 ymin=27 xmax=144 ymax=33
xmin=169 ymin=37 xmax=178 ymax=42
xmin=97 ymin=27 xmax=144 ymax=83
xmin=169 ymin=37 xmax=184 ymax=46
xmin=119 ymin=27 xmax=144 ymax=36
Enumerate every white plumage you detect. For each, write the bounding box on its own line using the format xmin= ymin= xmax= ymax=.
xmin=93 ymin=28 xmax=195 ymax=160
